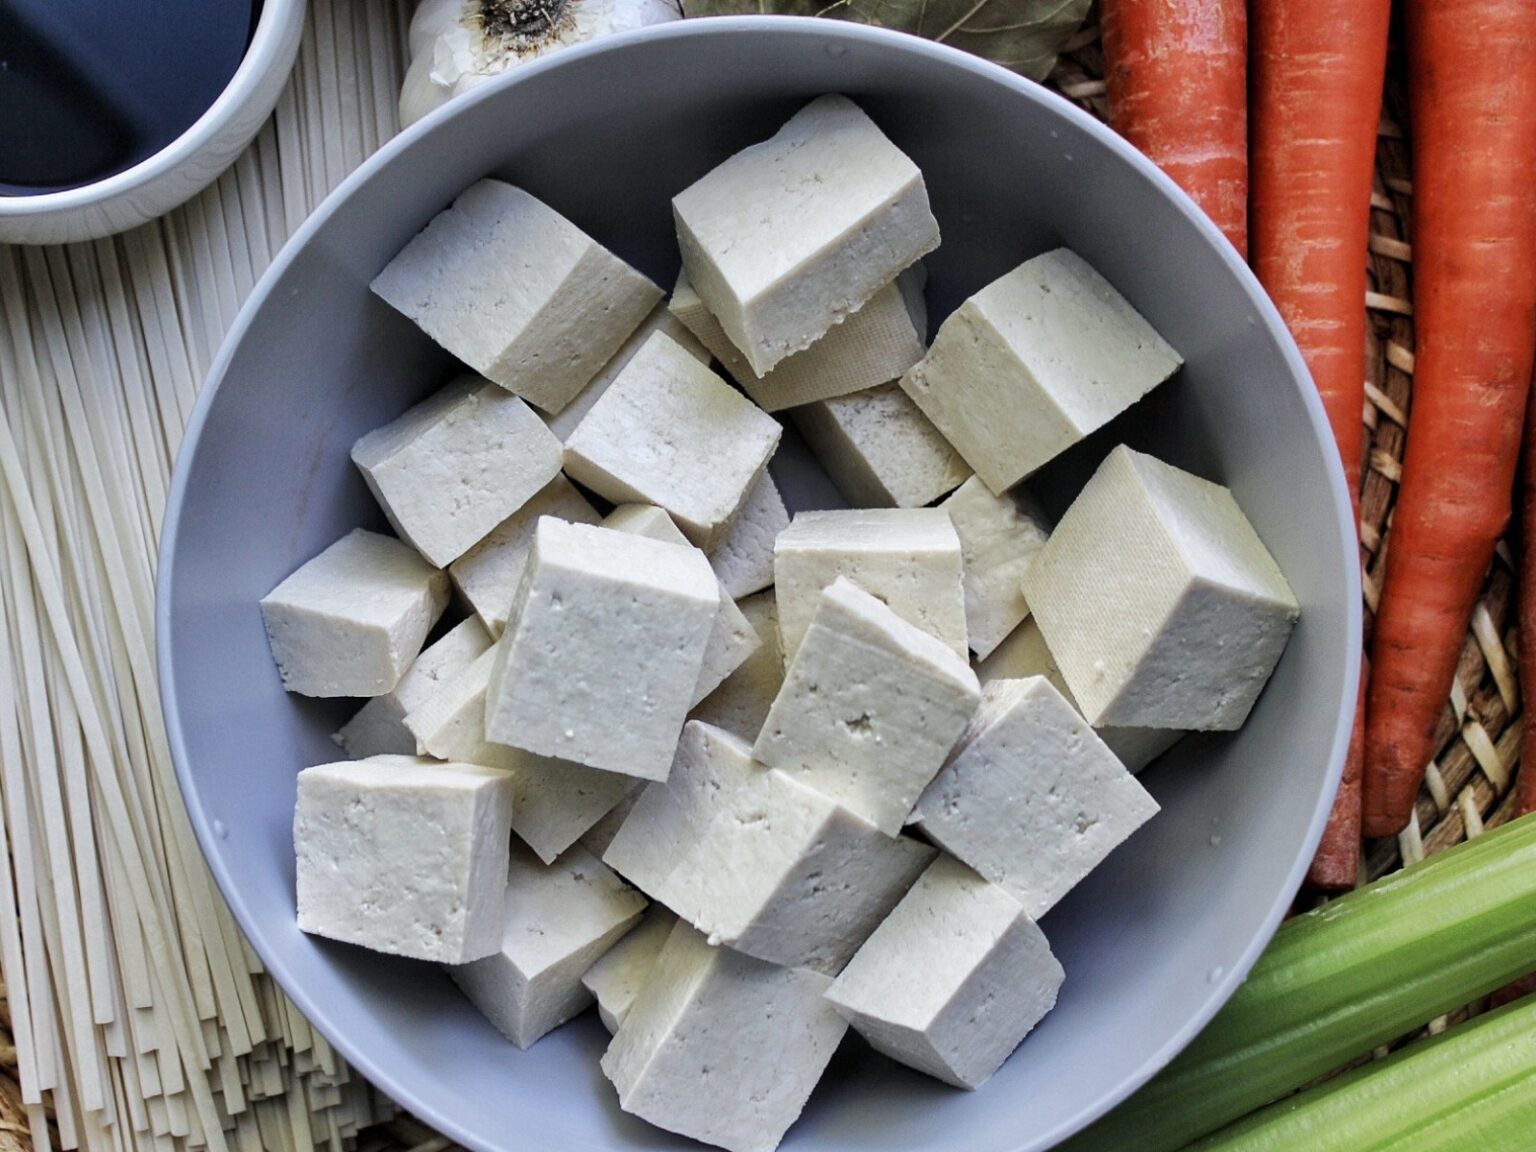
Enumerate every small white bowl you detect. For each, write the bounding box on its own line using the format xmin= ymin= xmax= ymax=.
xmin=0 ymin=0 xmax=306 ymax=245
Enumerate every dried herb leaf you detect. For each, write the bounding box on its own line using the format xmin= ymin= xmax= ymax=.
xmin=681 ymin=0 xmax=1092 ymax=82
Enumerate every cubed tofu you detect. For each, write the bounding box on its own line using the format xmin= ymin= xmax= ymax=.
xmin=899 ymin=249 xmax=1183 ymax=493
xmin=910 ymin=678 xmax=1159 ymax=919
xmin=542 ymin=303 xmax=711 ymax=442
xmin=604 ymin=722 xmax=936 ymax=974
xmin=261 ymin=528 xmax=450 ymax=698
xmin=336 ymin=617 xmax=492 ymax=758
xmin=564 ymin=332 xmax=783 ymax=549
xmin=370 ymin=180 xmax=662 ymax=414
xmin=449 ymin=842 xmax=645 ymax=1048
xmin=978 ymin=617 xmax=1183 ymax=772
xmin=825 ymin=855 xmax=1064 ymax=1090
xmin=484 ymin=519 xmax=721 ymax=779
xmin=940 ymin=477 xmax=1051 ymax=659
xmin=774 ymin=509 xmax=967 ymax=663
xmin=793 ymin=382 xmax=971 ymax=509
xmin=601 ymin=504 xmax=761 ymax=706
xmin=754 ymin=580 xmax=980 ymax=835
xmin=673 ymin=95 xmax=939 ymax=376
xmin=294 ymin=755 xmax=514 ymax=963
xmin=581 ymin=904 xmax=679 ymax=1033
xmin=448 ymin=475 xmax=601 ymax=635
xmin=1023 ymin=445 xmax=1299 ymax=730
xmin=707 ymin=470 xmax=788 ymax=600
xmin=669 ymin=267 xmax=927 ymax=411
xmin=351 ymin=374 xmax=563 ymax=566
xmin=601 ymin=921 xmax=847 ymax=1152
xmin=580 ymin=790 xmax=642 ymax=858
xmin=691 ymin=591 xmax=783 ymax=741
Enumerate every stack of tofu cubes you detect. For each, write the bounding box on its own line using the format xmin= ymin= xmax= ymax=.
xmin=262 ymin=95 xmax=1301 ymax=1152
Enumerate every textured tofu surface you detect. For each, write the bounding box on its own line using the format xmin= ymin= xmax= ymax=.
xmin=706 ymin=470 xmax=788 ymax=600
xmin=691 ymin=591 xmax=783 ymax=742
xmin=911 ymin=677 xmax=1160 ymax=918
xmin=1024 ymin=446 xmax=1299 ymax=730
xmin=900 ymin=248 xmax=1182 ymax=493
xmin=673 ymin=95 xmax=939 ymax=375
xmin=601 ymin=922 xmax=847 ymax=1152
xmin=260 ymin=528 xmax=450 ymax=698
xmin=941 ymin=477 xmax=1051 ymax=659
xmin=564 ymin=331 xmax=783 ymax=548
xmin=370 ymin=180 xmax=661 ymax=414
xmin=826 ymin=855 xmax=1064 ymax=1090
xmin=581 ymin=904 xmax=678 ymax=1033
xmin=754 ymin=579 xmax=980 ymax=835
xmin=294 ymin=756 xmax=514 ymax=963
xmin=449 ymin=842 xmax=645 ymax=1048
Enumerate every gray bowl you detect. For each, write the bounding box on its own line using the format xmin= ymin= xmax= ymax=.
xmin=158 ymin=18 xmax=1359 ymax=1152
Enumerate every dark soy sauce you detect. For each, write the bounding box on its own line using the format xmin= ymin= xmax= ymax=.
xmin=0 ymin=0 xmax=263 ymax=196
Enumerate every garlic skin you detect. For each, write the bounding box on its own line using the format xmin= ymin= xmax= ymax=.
xmin=400 ymin=0 xmax=684 ymax=129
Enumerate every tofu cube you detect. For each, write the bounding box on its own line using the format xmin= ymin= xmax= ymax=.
xmin=601 ymin=921 xmax=848 ymax=1152
xmin=604 ymin=722 xmax=936 ymax=974
xmin=706 ymin=470 xmax=788 ymax=600
xmin=754 ymin=579 xmax=980 ymax=835
xmin=336 ymin=617 xmax=492 ymax=758
xmin=940 ymin=476 xmax=1051 ymax=659
xmin=825 ymin=855 xmax=1064 ymax=1090
xmin=774 ymin=509 xmax=967 ymax=663
xmin=793 ymin=382 xmax=971 ymax=509
xmin=450 ymin=842 xmax=645 ymax=1048
xmin=261 ymin=528 xmax=450 ymax=698
xmin=910 ymin=678 xmax=1159 ymax=918
xmin=581 ymin=904 xmax=679 ymax=1033
xmin=669 ymin=267 xmax=927 ymax=412
xmin=579 ymin=790 xmax=642 ymax=858
xmin=294 ymin=755 xmax=514 ymax=963
xmin=351 ymin=375 xmax=563 ymax=566
xmin=370 ymin=180 xmax=662 ymax=414
xmin=899 ymin=249 xmax=1183 ymax=493
xmin=448 ymin=475 xmax=601 ymax=635
xmin=484 ymin=519 xmax=721 ymax=779
xmin=673 ymin=95 xmax=940 ymax=376
xmin=564 ymin=331 xmax=783 ymax=548
xmin=1023 ymin=445 xmax=1299 ymax=730
xmin=691 ymin=590 xmax=783 ymax=742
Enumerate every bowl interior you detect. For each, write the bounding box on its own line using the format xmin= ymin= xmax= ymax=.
xmin=159 ymin=20 xmax=1357 ymax=1152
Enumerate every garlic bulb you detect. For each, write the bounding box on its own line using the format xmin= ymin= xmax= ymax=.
xmin=400 ymin=0 xmax=684 ymax=128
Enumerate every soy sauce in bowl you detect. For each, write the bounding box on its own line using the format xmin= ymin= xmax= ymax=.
xmin=0 ymin=0 xmax=263 ymax=196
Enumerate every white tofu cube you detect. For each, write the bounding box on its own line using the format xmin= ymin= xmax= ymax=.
xmin=261 ymin=528 xmax=450 ymax=698
xmin=1023 ymin=446 xmax=1299 ymax=730
xmin=673 ymin=95 xmax=939 ymax=376
xmin=978 ymin=617 xmax=1183 ymax=772
xmin=601 ymin=921 xmax=847 ymax=1152
xmin=564 ymin=332 xmax=783 ymax=549
xmin=450 ymin=842 xmax=645 ymax=1048
xmin=706 ymin=470 xmax=787 ymax=600
xmin=940 ymin=476 xmax=1051 ymax=659
xmin=825 ymin=855 xmax=1063 ymax=1090
xmin=669 ymin=267 xmax=927 ymax=412
xmin=370 ymin=180 xmax=662 ymax=414
xmin=351 ymin=374 xmax=563 ymax=566
xmin=448 ymin=475 xmax=601 ymax=635
xmin=754 ymin=580 xmax=980 ymax=835
xmin=910 ymin=678 xmax=1159 ymax=919
xmin=294 ymin=755 xmax=514 ymax=963
xmin=899 ymin=249 xmax=1183 ymax=493
xmin=336 ymin=617 xmax=492 ymax=758
xmin=691 ymin=591 xmax=782 ymax=741
xmin=579 ymin=789 xmax=642 ymax=858
xmin=581 ymin=904 xmax=678 ymax=1033
xmin=485 ymin=519 xmax=720 ymax=779
xmin=604 ymin=722 xmax=936 ymax=974
xmin=602 ymin=504 xmax=761 ymax=706
xmin=793 ymin=382 xmax=971 ymax=509
xmin=774 ymin=509 xmax=967 ymax=664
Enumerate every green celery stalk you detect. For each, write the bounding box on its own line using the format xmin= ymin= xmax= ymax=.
xmin=1060 ymin=813 xmax=1536 ymax=1152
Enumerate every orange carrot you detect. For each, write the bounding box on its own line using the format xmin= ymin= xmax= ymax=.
xmin=1100 ymin=0 xmax=1247 ymax=255
xmin=1364 ymin=0 xmax=1536 ymax=837
xmin=1521 ymin=378 xmax=1536 ymax=819
xmin=1309 ymin=674 xmax=1366 ymax=890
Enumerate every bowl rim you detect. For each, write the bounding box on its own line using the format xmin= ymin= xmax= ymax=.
xmin=156 ymin=18 xmax=1362 ymax=1151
